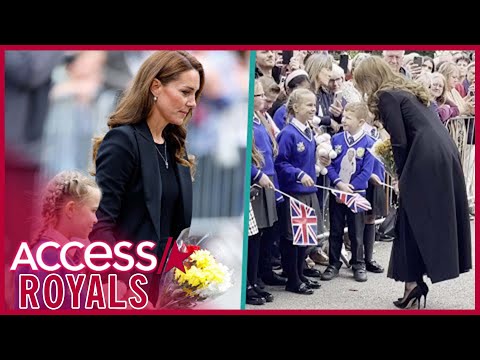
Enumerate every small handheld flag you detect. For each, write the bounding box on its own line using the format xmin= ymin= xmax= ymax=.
xmin=330 ymin=190 xmax=372 ymax=213
xmin=290 ymin=199 xmax=318 ymax=246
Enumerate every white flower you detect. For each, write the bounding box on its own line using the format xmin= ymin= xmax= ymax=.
xmin=196 ymin=266 xmax=233 ymax=299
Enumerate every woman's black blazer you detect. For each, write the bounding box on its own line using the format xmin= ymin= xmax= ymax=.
xmin=89 ymin=121 xmax=192 ymax=247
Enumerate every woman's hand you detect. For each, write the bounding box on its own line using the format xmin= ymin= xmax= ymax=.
xmin=258 ymin=174 xmax=274 ymax=189
xmin=330 ymin=119 xmax=341 ymax=133
xmin=289 ymin=56 xmax=301 ymax=71
xmin=373 ymin=120 xmax=383 ymax=129
xmin=329 ymin=99 xmax=343 ymax=118
xmin=468 ymin=83 xmax=475 ymax=96
xmin=392 ymin=179 xmax=400 ymax=195
xmin=369 ymin=174 xmax=383 ymax=186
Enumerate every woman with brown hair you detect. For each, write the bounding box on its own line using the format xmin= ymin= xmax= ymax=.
xmin=354 ymin=56 xmax=471 ymax=309
xmin=89 ymin=51 xmax=204 ymax=304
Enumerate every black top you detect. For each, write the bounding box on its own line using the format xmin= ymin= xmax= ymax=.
xmin=155 ymin=142 xmax=180 ymax=248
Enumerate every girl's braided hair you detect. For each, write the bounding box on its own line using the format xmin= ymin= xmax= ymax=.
xmin=32 ymin=171 xmax=99 ymax=248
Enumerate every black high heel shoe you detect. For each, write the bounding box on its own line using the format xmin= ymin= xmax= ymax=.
xmin=393 ymin=284 xmax=428 ymax=309
xmin=396 ymin=283 xmax=429 ymax=300
xmin=418 ymin=281 xmax=429 ymax=308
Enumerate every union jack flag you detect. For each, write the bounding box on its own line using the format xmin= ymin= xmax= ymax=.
xmin=330 ymin=190 xmax=372 ymax=213
xmin=290 ymin=199 xmax=318 ymax=246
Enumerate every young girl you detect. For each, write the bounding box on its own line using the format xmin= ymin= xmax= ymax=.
xmin=14 ymin=170 xmax=101 ymax=309
xmin=273 ymin=69 xmax=311 ymax=131
xmin=275 ymin=88 xmax=323 ymax=294
xmin=248 ymin=80 xmax=279 ymax=305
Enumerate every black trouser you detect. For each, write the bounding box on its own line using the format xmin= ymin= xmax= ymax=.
xmin=363 ymin=223 xmax=375 ymax=263
xmin=258 ymin=223 xmax=278 ymax=279
xmin=279 ymin=199 xmax=309 ymax=287
xmin=247 ymin=233 xmax=261 ymax=286
xmin=328 ymin=196 xmax=365 ymax=269
xmin=280 ymin=237 xmax=308 ymax=288
xmin=316 ymin=175 xmax=326 ymax=213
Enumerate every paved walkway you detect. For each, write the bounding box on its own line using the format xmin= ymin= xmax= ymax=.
xmin=246 ymin=220 xmax=475 ymax=310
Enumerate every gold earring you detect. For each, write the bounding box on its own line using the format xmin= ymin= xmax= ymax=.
xmin=153 ymin=96 xmax=157 ymax=102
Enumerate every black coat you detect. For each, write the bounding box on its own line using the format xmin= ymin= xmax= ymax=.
xmin=89 ymin=121 xmax=192 ymax=249
xmin=380 ymin=90 xmax=471 ymax=283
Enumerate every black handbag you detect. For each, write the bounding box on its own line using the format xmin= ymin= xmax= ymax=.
xmin=377 ymin=206 xmax=397 ymax=241
xmin=250 ymin=186 xmax=260 ymax=200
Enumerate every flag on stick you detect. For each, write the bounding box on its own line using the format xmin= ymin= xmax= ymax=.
xmin=290 ymin=199 xmax=318 ymax=246
xmin=330 ymin=190 xmax=372 ymax=213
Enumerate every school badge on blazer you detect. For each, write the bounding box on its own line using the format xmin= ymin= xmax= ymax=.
xmin=297 ymin=142 xmax=305 ymax=152
xmin=335 ymin=144 xmax=342 ymax=154
xmin=356 ymin=147 xmax=365 ymax=158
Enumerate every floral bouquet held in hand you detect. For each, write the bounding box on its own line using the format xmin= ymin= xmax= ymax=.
xmin=369 ymin=138 xmax=397 ymax=179
xmin=156 ymin=230 xmax=233 ymax=309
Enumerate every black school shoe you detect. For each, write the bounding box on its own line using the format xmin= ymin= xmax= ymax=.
xmin=246 ymin=286 xmax=266 ymax=305
xmin=262 ymin=273 xmax=287 ymax=286
xmin=285 ymin=283 xmax=314 ymax=295
xmin=301 ymin=278 xmax=321 ymax=289
xmin=303 ymin=268 xmax=322 ymax=278
xmin=353 ymin=268 xmax=367 ymax=282
xmin=253 ymin=284 xmax=274 ymax=302
xmin=366 ymin=260 xmax=384 ymax=273
xmin=320 ymin=265 xmax=339 ymax=281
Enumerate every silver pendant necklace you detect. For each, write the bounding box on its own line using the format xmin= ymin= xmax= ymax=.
xmin=155 ymin=141 xmax=169 ymax=169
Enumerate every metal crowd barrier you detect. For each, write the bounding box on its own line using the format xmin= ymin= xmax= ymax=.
xmin=445 ymin=116 xmax=475 ymax=207
xmin=192 ymin=150 xmax=246 ymax=218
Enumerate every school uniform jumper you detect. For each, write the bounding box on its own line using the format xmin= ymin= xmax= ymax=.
xmin=275 ymin=119 xmax=321 ymax=291
xmin=326 ymin=130 xmax=375 ymax=270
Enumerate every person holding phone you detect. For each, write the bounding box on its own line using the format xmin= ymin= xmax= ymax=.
xmin=406 ymin=55 xmax=423 ymax=80
xmin=305 ymin=53 xmax=343 ymax=135
xmin=454 ymin=54 xmax=471 ymax=97
xmin=421 ymin=57 xmax=435 ymax=75
xmin=328 ymin=64 xmax=347 ymax=132
xmin=413 ymin=56 xmax=423 ymax=67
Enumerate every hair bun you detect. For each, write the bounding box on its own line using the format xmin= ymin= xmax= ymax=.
xmin=286 ymin=69 xmax=309 ymax=87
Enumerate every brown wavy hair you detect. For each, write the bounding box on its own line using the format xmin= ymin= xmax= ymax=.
xmin=353 ymin=56 xmax=430 ymax=120
xmin=251 ymin=133 xmax=265 ymax=168
xmin=91 ymin=51 xmax=205 ymax=175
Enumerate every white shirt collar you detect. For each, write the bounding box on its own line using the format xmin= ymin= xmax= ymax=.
xmin=291 ymin=118 xmax=313 ymax=141
xmin=347 ymin=129 xmax=365 ymax=142
xmin=291 ymin=118 xmax=308 ymax=132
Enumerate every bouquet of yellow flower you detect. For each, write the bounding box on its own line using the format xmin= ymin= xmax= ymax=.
xmin=369 ymin=138 xmax=397 ymax=179
xmin=155 ymin=232 xmax=233 ymax=309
